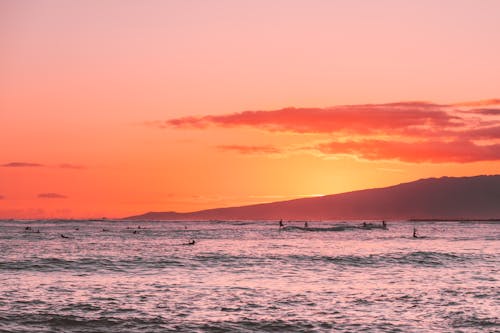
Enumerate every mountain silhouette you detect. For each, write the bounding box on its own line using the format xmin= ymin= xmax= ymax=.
xmin=126 ymin=175 xmax=500 ymax=220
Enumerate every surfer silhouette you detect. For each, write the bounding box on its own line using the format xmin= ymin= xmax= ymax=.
xmin=304 ymin=222 xmax=309 ymax=228
xmin=279 ymin=219 xmax=284 ymax=228
xmin=60 ymin=234 xmax=69 ymax=239
xmin=413 ymin=227 xmax=418 ymax=238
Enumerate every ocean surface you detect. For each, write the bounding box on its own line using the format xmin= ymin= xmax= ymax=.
xmin=0 ymin=219 xmax=498 ymax=333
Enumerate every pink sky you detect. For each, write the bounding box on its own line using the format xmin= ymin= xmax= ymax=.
xmin=1 ymin=0 xmax=499 ymax=218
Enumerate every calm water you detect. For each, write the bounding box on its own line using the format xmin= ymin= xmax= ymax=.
xmin=0 ymin=220 xmax=498 ymax=333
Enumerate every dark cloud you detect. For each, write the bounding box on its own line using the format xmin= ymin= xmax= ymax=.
xmin=2 ymin=162 xmax=43 ymax=167
xmin=469 ymin=108 xmax=500 ymax=116
xmin=1 ymin=162 xmax=86 ymax=169
xmin=317 ymin=140 xmax=500 ymax=163
xmin=37 ymin=193 xmax=68 ymax=199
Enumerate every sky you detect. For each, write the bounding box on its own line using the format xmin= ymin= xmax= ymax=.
xmin=1 ymin=0 xmax=499 ymax=219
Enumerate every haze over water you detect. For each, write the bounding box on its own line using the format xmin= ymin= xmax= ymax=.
xmin=0 ymin=220 xmax=498 ymax=332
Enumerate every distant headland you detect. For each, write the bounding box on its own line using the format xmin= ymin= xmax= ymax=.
xmin=125 ymin=175 xmax=500 ymax=221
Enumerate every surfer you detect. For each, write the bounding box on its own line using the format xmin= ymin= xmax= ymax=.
xmin=413 ymin=227 xmax=418 ymax=238
xmin=382 ymin=221 xmax=387 ymax=229
xmin=60 ymin=234 xmax=69 ymax=239
xmin=24 ymin=226 xmax=32 ymax=231
xmin=183 ymin=239 xmax=195 ymax=245
xmin=304 ymin=222 xmax=309 ymax=228
xmin=279 ymin=219 xmax=284 ymax=228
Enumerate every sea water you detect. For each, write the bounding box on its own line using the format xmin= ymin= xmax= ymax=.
xmin=0 ymin=220 xmax=498 ymax=332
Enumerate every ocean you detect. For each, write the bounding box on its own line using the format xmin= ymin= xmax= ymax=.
xmin=0 ymin=220 xmax=498 ymax=332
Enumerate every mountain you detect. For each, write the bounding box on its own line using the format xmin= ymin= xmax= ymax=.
xmin=125 ymin=175 xmax=500 ymax=220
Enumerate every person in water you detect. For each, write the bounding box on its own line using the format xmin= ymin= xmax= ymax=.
xmin=382 ymin=221 xmax=387 ymax=228
xmin=189 ymin=239 xmax=196 ymax=245
xmin=413 ymin=227 xmax=418 ymax=238
xmin=304 ymin=222 xmax=309 ymax=228
xmin=61 ymin=234 xmax=69 ymax=239
xmin=279 ymin=219 xmax=284 ymax=228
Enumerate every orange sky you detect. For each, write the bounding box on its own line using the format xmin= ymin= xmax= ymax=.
xmin=1 ymin=0 xmax=500 ymax=219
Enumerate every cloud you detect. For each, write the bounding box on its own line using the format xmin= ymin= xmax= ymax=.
xmin=164 ymin=102 xmax=462 ymax=135
xmin=469 ymin=108 xmax=500 ymax=116
xmin=316 ymin=140 xmax=500 ymax=163
xmin=217 ymin=145 xmax=282 ymax=154
xmin=2 ymin=162 xmax=44 ymax=167
xmin=37 ymin=193 xmax=68 ymax=199
xmin=1 ymin=162 xmax=86 ymax=169
xmin=461 ymin=125 xmax=500 ymax=140
xmin=0 ymin=195 xmax=4 ymax=200
xmin=158 ymin=99 xmax=500 ymax=163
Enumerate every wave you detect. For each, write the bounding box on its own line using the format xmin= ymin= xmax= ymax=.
xmin=315 ymin=251 xmax=494 ymax=267
xmin=0 ymin=251 xmax=494 ymax=273
xmin=450 ymin=314 xmax=500 ymax=329
xmin=0 ymin=313 xmax=170 ymax=333
xmin=0 ymin=314 xmax=406 ymax=333
xmin=0 ymin=257 xmax=185 ymax=273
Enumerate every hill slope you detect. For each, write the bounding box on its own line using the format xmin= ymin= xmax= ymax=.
xmin=126 ymin=175 xmax=500 ymax=220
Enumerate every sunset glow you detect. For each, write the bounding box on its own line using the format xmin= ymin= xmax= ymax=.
xmin=1 ymin=0 xmax=500 ymax=218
